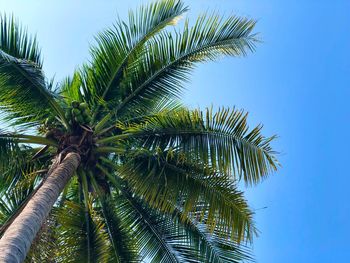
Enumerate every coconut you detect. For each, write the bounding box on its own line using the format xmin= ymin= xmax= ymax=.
xmin=79 ymin=102 xmax=88 ymax=110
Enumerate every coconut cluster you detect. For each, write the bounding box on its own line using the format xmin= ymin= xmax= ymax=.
xmin=40 ymin=101 xmax=92 ymax=139
xmin=66 ymin=101 xmax=92 ymax=126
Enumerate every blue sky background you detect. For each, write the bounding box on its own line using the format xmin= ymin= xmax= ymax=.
xmin=1 ymin=0 xmax=349 ymax=262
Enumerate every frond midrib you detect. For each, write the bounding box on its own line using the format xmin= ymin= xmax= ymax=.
xmin=98 ymin=129 xmax=273 ymax=156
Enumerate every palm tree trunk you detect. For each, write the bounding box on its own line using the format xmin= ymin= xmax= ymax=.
xmin=0 ymin=152 xmax=80 ymax=263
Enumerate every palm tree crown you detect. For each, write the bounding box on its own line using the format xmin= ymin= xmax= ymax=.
xmin=0 ymin=1 xmax=279 ymax=262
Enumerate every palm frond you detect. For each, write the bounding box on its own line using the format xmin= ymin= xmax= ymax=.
xmin=99 ymin=107 xmax=278 ymax=185
xmin=113 ymin=13 xmax=257 ymax=117
xmin=0 ymin=14 xmax=42 ymax=65
xmin=96 ymin=99 xmax=184 ymax=136
xmin=0 ymin=136 xmax=21 ymax=180
xmin=81 ymin=172 xmax=94 ymax=263
xmin=78 ymin=0 xmax=187 ymax=123
xmin=173 ymin=207 xmax=254 ymax=263
xmin=0 ymin=166 xmax=42 ymax=236
xmin=89 ymin=174 xmax=139 ymax=263
xmin=0 ymin=136 xmax=50 ymax=194
xmin=112 ymin=190 xmax=190 ymax=262
xmin=112 ymin=148 xmax=256 ymax=242
xmin=59 ymin=71 xmax=84 ymax=104
xmin=0 ymin=51 xmax=66 ymax=127
xmin=0 ymin=132 xmax=58 ymax=147
xmin=94 ymin=164 xmax=184 ymax=262
xmin=0 ymin=15 xmax=68 ymax=127
xmin=55 ymin=199 xmax=110 ymax=263
xmin=102 ymin=176 xmax=252 ymax=263
xmin=0 ymin=148 xmax=50 ymax=237
xmin=118 ymin=98 xmax=185 ymax=125
xmin=25 ymin=213 xmax=57 ymax=263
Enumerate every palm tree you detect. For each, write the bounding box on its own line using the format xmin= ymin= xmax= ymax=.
xmin=0 ymin=1 xmax=279 ymax=262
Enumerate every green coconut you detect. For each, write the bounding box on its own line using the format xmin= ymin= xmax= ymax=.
xmin=79 ymin=102 xmax=88 ymax=110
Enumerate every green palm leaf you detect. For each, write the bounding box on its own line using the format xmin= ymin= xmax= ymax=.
xmin=89 ymin=174 xmax=139 ymax=262
xmin=0 ymin=136 xmax=50 ymax=195
xmin=0 ymin=16 xmax=66 ymax=127
xmin=0 ymin=167 xmax=42 ymax=236
xmin=77 ymin=0 xmax=187 ymax=122
xmin=174 ymin=207 xmax=253 ymax=263
xmin=99 ymin=107 xmax=278 ymax=185
xmin=55 ymin=200 xmax=110 ymax=263
xmin=0 ymin=14 xmax=41 ymax=65
xmin=25 ymin=213 xmax=57 ymax=263
xmin=110 ymin=148 xmax=256 ymax=242
xmin=114 ymin=190 xmax=191 ymax=262
xmin=102 ymin=179 xmax=253 ymax=263
xmin=59 ymin=72 xmax=84 ymax=104
xmin=112 ymin=14 xmax=257 ymax=118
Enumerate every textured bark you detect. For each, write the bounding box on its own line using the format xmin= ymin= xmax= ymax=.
xmin=0 ymin=152 xmax=80 ymax=263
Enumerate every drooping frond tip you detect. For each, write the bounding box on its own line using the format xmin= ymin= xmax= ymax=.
xmin=0 ymin=14 xmax=42 ymax=66
xmin=0 ymin=15 xmax=67 ymax=128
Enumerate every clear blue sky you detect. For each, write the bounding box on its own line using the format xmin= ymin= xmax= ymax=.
xmin=1 ymin=0 xmax=349 ymax=262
